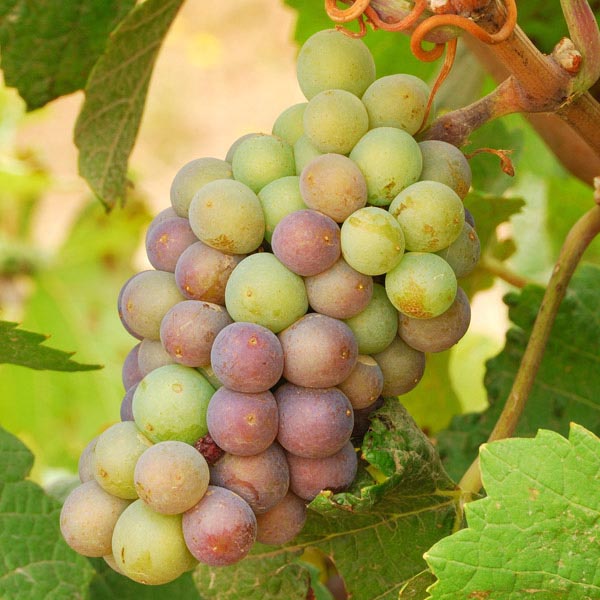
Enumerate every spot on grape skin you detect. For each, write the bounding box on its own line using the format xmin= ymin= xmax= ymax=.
xmin=172 ymin=383 xmax=183 ymax=393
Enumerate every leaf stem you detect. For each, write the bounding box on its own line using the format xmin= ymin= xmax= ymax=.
xmin=478 ymin=255 xmax=530 ymax=288
xmin=459 ymin=203 xmax=600 ymax=496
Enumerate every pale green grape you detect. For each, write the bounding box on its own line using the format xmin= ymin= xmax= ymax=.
xmin=258 ymin=176 xmax=307 ymax=243
xmin=418 ymin=140 xmax=472 ymax=199
xmin=188 ymin=179 xmax=265 ymax=254
xmin=349 ymin=127 xmax=422 ymax=206
xmin=436 ymin=221 xmax=480 ymax=278
xmin=272 ymin=103 xmax=307 ymax=146
xmin=226 ymin=132 xmax=260 ymax=163
xmin=362 ymin=74 xmax=431 ymax=135
xmin=372 ymin=336 xmax=425 ymax=396
xmin=294 ymin=134 xmax=322 ymax=174
xmin=296 ymin=29 xmax=376 ymax=100
xmin=389 ymin=180 xmax=465 ymax=252
xmin=303 ymin=90 xmax=369 ymax=155
xmin=225 ymin=253 xmax=308 ymax=333
xmin=340 ymin=207 xmax=405 ymax=275
xmin=385 ymin=252 xmax=457 ymax=318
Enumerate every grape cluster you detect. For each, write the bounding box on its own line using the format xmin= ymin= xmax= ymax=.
xmin=60 ymin=28 xmax=479 ymax=586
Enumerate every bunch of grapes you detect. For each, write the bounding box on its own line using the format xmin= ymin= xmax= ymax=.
xmin=60 ymin=29 xmax=479 ymax=586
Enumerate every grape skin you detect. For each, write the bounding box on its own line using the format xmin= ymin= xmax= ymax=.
xmin=145 ymin=216 xmax=198 ymax=272
xmin=137 ymin=338 xmax=174 ymax=377
xmin=436 ymin=222 xmax=481 ymax=278
xmin=78 ymin=436 xmax=98 ymax=483
xmin=272 ymin=102 xmax=307 ymax=146
xmin=120 ymin=384 xmax=136 ymax=422
xmin=418 ymin=140 xmax=472 ymax=199
xmin=258 ymin=176 xmax=307 ymax=243
xmin=372 ymin=336 xmax=426 ymax=396
xmin=122 ymin=343 xmax=143 ymax=390
xmin=338 ymin=355 xmax=384 ymax=410
xmin=256 ymin=491 xmax=307 ymax=545
xmin=294 ymin=134 xmax=322 ymax=175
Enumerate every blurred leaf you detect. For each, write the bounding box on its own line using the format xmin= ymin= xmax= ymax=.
xmin=191 ymin=400 xmax=458 ymax=600
xmin=74 ymin=0 xmax=184 ymax=209
xmin=0 ymin=0 xmax=135 ymax=110
xmin=427 ymin=424 xmax=600 ymax=599
xmin=0 ymin=427 xmax=95 ymax=599
xmin=438 ymin=263 xmax=600 ymax=481
xmin=0 ymin=320 xmax=101 ymax=371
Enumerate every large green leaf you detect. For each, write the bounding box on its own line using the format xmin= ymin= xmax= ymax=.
xmin=191 ymin=400 xmax=459 ymax=600
xmin=74 ymin=0 xmax=184 ymax=209
xmin=427 ymin=424 xmax=600 ymax=598
xmin=0 ymin=320 xmax=101 ymax=371
xmin=0 ymin=0 xmax=135 ymax=110
xmin=0 ymin=427 xmax=95 ymax=599
xmin=438 ymin=263 xmax=600 ymax=481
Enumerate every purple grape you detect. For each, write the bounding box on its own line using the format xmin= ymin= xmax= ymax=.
xmin=145 ymin=216 xmax=198 ymax=272
xmin=275 ymin=383 xmax=353 ymax=458
xmin=137 ymin=338 xmax=174 ymax=377
xmin=210 ymin=444 xmax=289 ymax=514
xmin=352 ymin=396 xmax=384 ymax=440
xmin=372 ymin=336 xmax=426 ymax=396
xmin=206 ymin=387 xmax=278 ymax=456
xmin=160 ymin=300 xmax=233 ymax=367
xmin=337 ymin=355 xmax=384 ymax=410
xmin=210 ymin=322 xmax=284 ymax=393
xmin=175 ymin=241 xmax=244 ymax=305
xmin=256 ymin=491 xmax=307 ymax=545
xmin=120 ymin=384 xmax=136 ymax=421
xmin=122 ymin=343 xmax=143 ymax=390
xmin=278 ymin=313 xmax=358 ymax=388
xmin=271 ymin=209 xmax=341 ymax=276
xmin=182 ymin=486 xmax=257 ymax=566
xmin=287 ymin=441 xmax=358 ymax=501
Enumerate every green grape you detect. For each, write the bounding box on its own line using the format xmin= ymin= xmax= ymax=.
xmin=133 ymin=364 xmax=214 ymax=444
xmin=296 ymin=29 xmax=376 ymax=100
xmin=349 ymin=127 xmax=422 ymax=206
xmin=372 ymin=336 xmax=425 ymax=396
xmin=435 ymin=221 xmax=481 ymax=278
xmin=112 ymin=499 xmax=196 ymax=585
xmin=225 ymin=252 xmax=308 ymax=333
xmin=258 ymin=176 xmax=307 ymax=243
xmin=344 ymin=283 xmax=398 ymax=354
xmin=78 ymin=435 xmax=98 ymax=483
xmin=272 ymin=103 xmax=307 ymax=146
xmin=170 ymin=157 xmax=232 ymax=218
xmin=231 ymin=134 xmax=295 ymax=193
xmin=418 ymin=140 xmax=472 ymax=199
xmin=389 ymin=180 xmax=465 ymax=252
xmin=294 ymin=134 xmax=322 ymax=174
xmin=340 ymin=207 xmax=405 ymax=275
xmin=362 ymin=74 xmax=431 ymax=135
xmin=385 ymin=252 xmax=457 ymax=318
xmin=303 ymin=89 xmax=369 ymax=155
xmin=226 ymin=132 xmax=260 ymax=163
xmin=188 ymin=178 xmax=265 ymax=254
xmin=93 ymin=421 xmax=153 ymax=499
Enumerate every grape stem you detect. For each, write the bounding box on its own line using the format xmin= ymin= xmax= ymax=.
xmin=459 ymin=202 xmax=600 ymax=497
xmin=478 ymin=255 xmax=530 ymax=289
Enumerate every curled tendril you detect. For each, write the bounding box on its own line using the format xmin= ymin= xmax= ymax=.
xmin=325 ymin=0 xmax=372 ymax=23
xmin=335 ymin=16 xmax=368 ymax=38
xmin=364 ymin=0 xmax=427 ymax=33
xmin=465 ymin=147 xmax=515 ymax=175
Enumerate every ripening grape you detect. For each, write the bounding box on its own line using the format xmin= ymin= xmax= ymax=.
xmin=145 ymin=216 xmax=197 ymax=272
xmin=60 ymin=480 xmax=131 ymax=557
xmin=225 ymin=252 xmax=308 ymax=333
xmin=349 ymin=127 xmax=422 ymax=206
xmin=389 ymin=180 xmax=465 ymax=252
xmin=362 ymin=74 xmax=431 ymax=134
xmin=182 ymin=487 xmax=257 ymax=567
xmin=112 ymin=500 xmax=196 ymax=584
xmin=134 ymin=441 xmax=210 ymax=515
xmin=275 ymin=383 xmax=354 ymax=458
xmin=299 ymin=153 xmax=368 ymax=223
xmin=337 ymin=355 xmax=384 ymax=410
xmin=418 ymin=140 xmax=472 ymax=199
xmin=206 ymin=387 xmax=279 ymax=456
xmin=386 ymin=252 xmax=457 ymax=319
xmin=256 ymin=491 xmax=307 ymax=545
xmin=120 ymin=384 xmax=136 ymax=422
xmin=257 ymin=176 xmax=307 ymax=243
xmin=398 ymin=287 xmax=471 ymax=353
xmin=303 ymin=89 xmax=369 ymax=155
xmin=122 ymin=343 xmax=143 ymax=390
xmin=294 ymin=134 xmax=322 ymax=174
xmin=170 ymin=157 xmax=233 ymax=218
xmin=278 ymin=313 xmax=358 ymax=388
xmin=188 ymin=179 xmax=265 ymax=254
xmin=341 ymin=207 xmax=405 ymax=276
xmin=210 ymin=444 xmax=289 ymax=514
xmin=296 ymin=29 xmax=376 ymax=100
xmin=78 ymin=436 xmax=98 ymax=483
xmin=210 ymin=322 xmax=284 ymax=393
xmin=372 ymin=336 xmax=426 ymax=396
xmin=196 ymin=365 xmax=223 ymax=390
xmin=137 ymin=338 xmax=174 ymax=377
xmin=225 ymin=132 xmax=260 ymax=163
xmin=271 ymin=209 xmax=341 ymax=276
xmin=436 ymin=222 xmax=481 ymax=278
xmin=272 ymin=102 xmax=307 ymax=146
xmin=133 ymin=364 xmax=214 ymax=444
xmin=231 ymin=134 xmax=295 ymax=193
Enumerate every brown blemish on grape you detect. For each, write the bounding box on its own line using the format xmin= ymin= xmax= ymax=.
xmin=341 ymin=348 xmax=350 ymax=359
xmin=246 ymin=414 xmax=256 ymax=425
xmin=174 ymin=347 xmax=183 ymax=358
xmin=99 ymin=468 xmax=108 ymax=479
xmin=248 ymin=336 xmax=258 ymax=346
xmin=172 ymin=382 xmax=183 ymax=393
xmin=121 ymin=547 xmax=126 ymax=563
xmin=245 ymin=288 xmax=253 ymax=298
xmin=159 ymin=233 xmax=169 ymax=245
xmin=145 ymin=423 xmax=154 ymax=432
xmin=207 ymin=234 xmax=235 ymax=251
xmin=346 ymin=409 xmax=352 ymax=417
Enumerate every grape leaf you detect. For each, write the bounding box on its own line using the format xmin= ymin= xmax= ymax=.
xmin=74 ymin=0 xmax=184 ymax=209
xmin=0 ymin=320 xmax=101 ymax=371
xmin=426 ymin=424 xmax=600 ymax=599
xmin=0 ymin=0 xmax=135 ymax=110
xmin=191 ymin=400 xmax=459 ymax=600
xmin=438 ymin=263 xmax=600 ymax=481
xmin=0 ymin=427 xmax=95 ymax=599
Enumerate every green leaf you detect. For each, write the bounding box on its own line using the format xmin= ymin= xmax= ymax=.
xmin=191 ymin=400 xmax=459 ymax=600
xmin=0 ymin=427 xmax=95 ymax=599
xmin=438 ymin=263 xmax=600 ymax=481
xmin=0 ymin=0 xmax=135 ymax=110
xmin=74 ymin=0 xmax=184 ymax=209
xmin=426 ymin=424 xmax=600 ymax=599
xmin=0 ymin=320 xmax=101 ymax=371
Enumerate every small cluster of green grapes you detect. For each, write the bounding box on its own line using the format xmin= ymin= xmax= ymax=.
xmin=59 ymin=29 xmax=480 ymax=586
